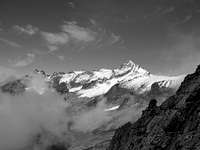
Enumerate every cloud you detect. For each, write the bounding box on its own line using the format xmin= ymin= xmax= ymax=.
xmin=94 ymin=28 xmax=122 ymax=48
xmin=13 ymin=24 xmax=39 ymax=35
xmin=172 ymin=15 xmax=193 ymax=26
xmin=0 ymin=75 xmax=146 ymax=149
xmin=160 ymin=6 xmax=175 ymax=15
xmin=67 ymin=2 xmax=75 ymax=8
xmin=41 ymin=32 xmax=69 ymax=45
xmin=10 ymin=21 xmax=123 ymax=54
xmin=0 ymin=38 xmax=21 ymax=48
xmin=41 ymin=21 xmax=97 ymax=52
xmin=109 ymin=33 xmax=121 ymax=45
xmin=0 ymin=66 xmax=17 ymax=82
xmin=72 ymin=99 xmax=112 ymax=132
xmin=41 ymin=32 xmax=69 ymax=52
xmin=57 ymin=55 xmax=65 ymax=61
xmin=0 ymin=76 xmax=68 ymax=150
xmin=89 ymin=19 xmax=97 ymax=25
xmin=62 ymin=21 xmax=96 ymax=42
xmin=12 ymin=53 xmax=36 ymax=67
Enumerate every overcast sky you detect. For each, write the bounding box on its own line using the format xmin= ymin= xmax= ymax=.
xmin=0 ymin=0 xmax=200 ymax=75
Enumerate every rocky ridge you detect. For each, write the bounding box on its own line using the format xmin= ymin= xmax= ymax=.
xmin=42 ymin=60 xmax=184 ymax=99
xmin=107 ymin=64 xmax=200 ymax=150
xmin=0 ymin=60 xmax=184 ymax=100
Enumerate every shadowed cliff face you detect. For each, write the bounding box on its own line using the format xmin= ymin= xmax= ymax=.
xmin=108 ymin=65 xmax=200 ymax=150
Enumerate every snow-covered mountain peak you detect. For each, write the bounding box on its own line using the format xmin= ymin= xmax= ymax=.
xmin=33 ymin=60 xmax=185 ymax=98
xmin=114 ymin=60 xmax=149 ymax=77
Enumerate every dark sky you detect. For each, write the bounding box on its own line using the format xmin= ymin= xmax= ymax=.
xmin=0 ymin=0 xmax=200 ymax=75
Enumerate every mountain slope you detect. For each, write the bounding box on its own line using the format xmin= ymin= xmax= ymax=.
xmin=48 ymin=60 xmax=184 ymax=99
xmin=107 ymin=64 xmax=200 ymax=150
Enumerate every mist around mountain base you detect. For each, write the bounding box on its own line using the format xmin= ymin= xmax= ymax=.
xmin=0 ymin=61 xmax=185 ymax=150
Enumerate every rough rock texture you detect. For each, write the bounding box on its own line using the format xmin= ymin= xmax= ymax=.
xmin=107 ymin=65 xmax=200 ymax=150
xmin=1 ymin=79 xmax=26 ymax=95
xmin=51 ymin=76 xmax=69 ymax=95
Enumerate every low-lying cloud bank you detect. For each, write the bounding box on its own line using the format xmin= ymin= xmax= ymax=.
xmin=0 ymin=76 xmax=69 ymax=150
xmin=0 ymin=72 xmax=148 ymax=150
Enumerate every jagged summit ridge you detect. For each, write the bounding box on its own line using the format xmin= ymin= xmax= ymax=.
xmin=7 ymin=60 xmax=183 ymax=98
xmin=40 ymin=60 xmax=185 ymax=98
xmin=113 ymin=60 xmax=149 ymax=77
xmin=57 ymin=60 xmax=149 ymax=85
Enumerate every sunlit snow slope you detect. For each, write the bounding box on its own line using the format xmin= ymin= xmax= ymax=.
xmin=45 ymin=60 xmax=185 ymax=98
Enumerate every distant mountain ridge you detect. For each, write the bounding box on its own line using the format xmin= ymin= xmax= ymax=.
xmin=0 ymin=60 xmax=185 ymax=115
xmin=36 ymin=60 xmax=185 ymax=99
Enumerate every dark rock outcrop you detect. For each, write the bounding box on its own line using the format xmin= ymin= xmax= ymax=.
xmin=107 ymin=65 xmax=200 ymax=150
xmin=51 ymin=76 xmax=69 ymax=95
xmin=46 ymin=143 xmax=68 ymax=150
xmin=1 ymin=79 xmax=26 ymax=95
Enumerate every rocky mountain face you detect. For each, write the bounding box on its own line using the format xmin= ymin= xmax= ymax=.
xmin=1 ymin=79 xmax=26 ymax=95
xmin=107 ymin=65 xmax=200 ymax=150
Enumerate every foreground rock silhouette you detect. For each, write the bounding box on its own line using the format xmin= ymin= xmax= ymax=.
xmin=107 ymin=65 xmax=200 ymax=150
